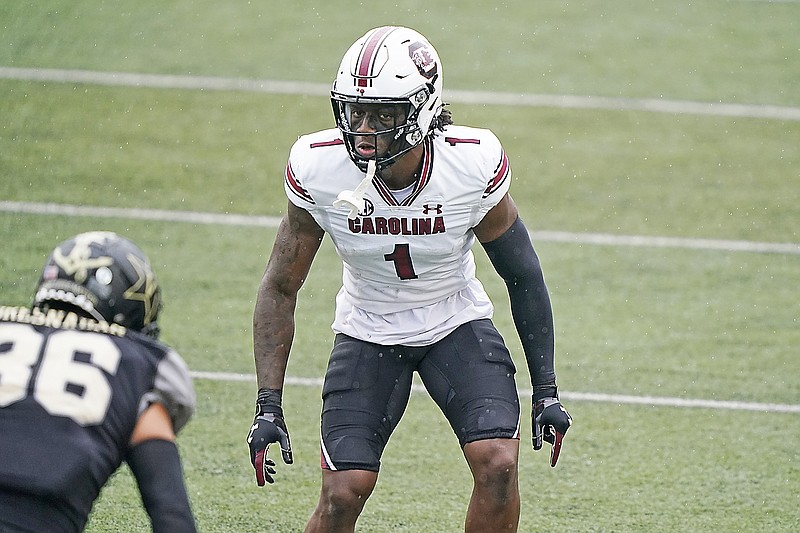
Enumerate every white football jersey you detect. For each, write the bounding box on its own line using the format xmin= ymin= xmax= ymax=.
xmin=284 ymin=125 xmax=511 ymax=345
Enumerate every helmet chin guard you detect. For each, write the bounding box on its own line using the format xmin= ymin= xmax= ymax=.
xmin=331 ymin=26 xmax=444 ymax=173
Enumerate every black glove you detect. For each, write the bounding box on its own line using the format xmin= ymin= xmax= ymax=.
xmin=246 ymin=388 xmax=293 ymax=486
xmin=532 ymin=396 xmax=572 ymax=467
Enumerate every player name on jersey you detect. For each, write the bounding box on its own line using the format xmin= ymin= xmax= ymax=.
xmin=0 ymin=305 xmax=127 ymax=336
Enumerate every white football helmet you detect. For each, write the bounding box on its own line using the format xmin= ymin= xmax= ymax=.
xmin=331 ymin=26 xmax=444 ymax=172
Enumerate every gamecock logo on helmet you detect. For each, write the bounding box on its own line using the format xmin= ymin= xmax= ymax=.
xmin=409 ymin=42 xmax=437 ymax=79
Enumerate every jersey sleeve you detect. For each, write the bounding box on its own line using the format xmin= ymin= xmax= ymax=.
xmin=283 ymin=129 xmax=357 ymax=211
xmin=479 ymin=132 xmax=512 ymax=211
xmin=284 ymin=153 xmax=316 ymax=207
xmin=139 ymin=349 xmax=196 ymax=434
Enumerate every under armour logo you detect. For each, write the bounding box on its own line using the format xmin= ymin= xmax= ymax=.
xmin=422 ymin=204 xmax=442 ymax=215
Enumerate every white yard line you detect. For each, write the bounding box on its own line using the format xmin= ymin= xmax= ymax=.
xmin=2 ymin=66 xmax=800 ymax=121
xmin=190 ymin=371 xmax=800 ymax=414
xmin=0 ymin=200 xmax=283 ymax=228
xmin=2 ymin=200 xmax=797 ymax=255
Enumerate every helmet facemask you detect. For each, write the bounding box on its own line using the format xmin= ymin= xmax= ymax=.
xmin=332 ymin=93 xmax=430 ymax=173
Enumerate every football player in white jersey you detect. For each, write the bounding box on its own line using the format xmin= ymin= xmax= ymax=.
xmin=247 ymin=26 xmax=572 ymax=532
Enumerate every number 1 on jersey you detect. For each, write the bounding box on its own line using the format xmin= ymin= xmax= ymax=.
xmin=384 ymin=243 xmax=418 ymax=280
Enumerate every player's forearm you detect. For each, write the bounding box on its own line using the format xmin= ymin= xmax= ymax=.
xmin=253 ymin=282 xmax=297 ymax=390
xmin=127 ymin=439 xmax=197 ymax=533
xmin=506 ymin=275 xmax=557 ymax=396
xmin=481 ymin=216 xmax=558 ymax=398
xmin=252 ymin=205 xmax=323 ymax=391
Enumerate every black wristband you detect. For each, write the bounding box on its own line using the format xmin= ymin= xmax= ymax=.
xmin=256 ymin=387 xmax=283 ymax=417
xmin=533 ymin=384 xmax=558 ymax=402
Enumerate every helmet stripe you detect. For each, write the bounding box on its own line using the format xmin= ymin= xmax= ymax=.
xmin=355 ymin=26 xmax=395 ymax=87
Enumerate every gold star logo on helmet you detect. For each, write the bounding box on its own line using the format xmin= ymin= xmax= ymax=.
xmin=123 ymin=253 xmax=160 ymax=326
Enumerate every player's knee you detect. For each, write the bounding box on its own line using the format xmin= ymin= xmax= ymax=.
xmin=319 ymin=471 xmax=376 ymax=517
xmin=483 ymin=454 xmax=518 ymax=493
xmin=467 ymin=440 xmax=519 ymax=500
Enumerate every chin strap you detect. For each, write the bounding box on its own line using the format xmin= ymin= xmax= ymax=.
xmin=334 ymin=159 xmax=376 ymax=219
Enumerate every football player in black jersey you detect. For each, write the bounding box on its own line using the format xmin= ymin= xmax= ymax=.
xmin=0 ymin=232 xmax=197 ymax=533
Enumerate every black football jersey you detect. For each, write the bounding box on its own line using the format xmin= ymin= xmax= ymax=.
xmin=0 ymin=306 xmax=195 ymax=533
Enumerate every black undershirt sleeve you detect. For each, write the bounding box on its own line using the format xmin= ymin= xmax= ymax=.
xmin=126 ymin=439 xmax=197 ymax=533
xmin=481 ymin=216 xmax=558 ymax=401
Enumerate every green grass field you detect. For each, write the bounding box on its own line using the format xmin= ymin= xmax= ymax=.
xmin=1 ymin=1 xmax=799 ymax=531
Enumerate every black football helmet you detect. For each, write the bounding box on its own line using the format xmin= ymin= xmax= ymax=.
xmin=33 ymin=231 xmax=162 ymax=337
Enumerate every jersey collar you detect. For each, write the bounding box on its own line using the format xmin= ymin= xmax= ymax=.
xmin=372 ymin=136 xmax=434 ymax=206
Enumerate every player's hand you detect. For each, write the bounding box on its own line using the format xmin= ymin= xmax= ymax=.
xmin=532 ymin=397 xmax=572 ymax=467
xmin=247 ymin=388 xmax=293 ymax=486
xmin=247 ymin=412 xmax=293 ymax=485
